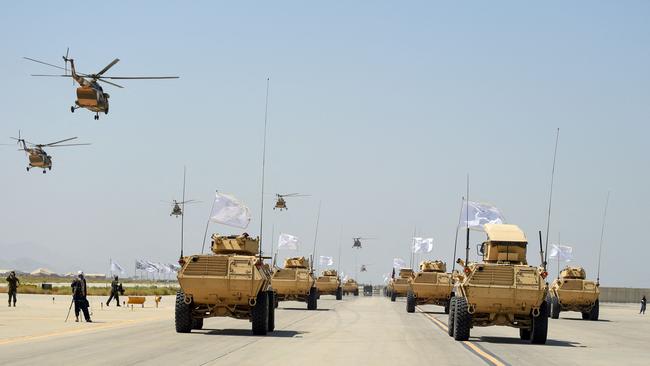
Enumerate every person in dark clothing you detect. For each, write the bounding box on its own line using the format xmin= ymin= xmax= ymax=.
xmin=641 ymin=295 xmax=647 ymax=315
xmin=6 ymin=271 xmax=19 ymax=307
xmin=106 ymin=275 xmax=122 ymax=307
xmin=71 ymin=271 xmax=92 ymax=322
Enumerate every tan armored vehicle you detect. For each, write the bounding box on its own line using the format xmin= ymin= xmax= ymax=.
xmin=271 ymin=256 xmax=318 ymax=310
xmin=406 ymin=260 xmax=453 ymax=313
xmin=342 ymin=278 xmax=359 ymax=296
xmin=389 ymin=268 xmax=413 ymax=302
xmin=176 ymin=233 xmax=275 ymax=335
xmin=449 ymin=224 xmax=549 ymax=344
xmin=548 ymin=266 xmax=599 ymax=320
xmin=315 ymin=269 xmax=343 ymax=300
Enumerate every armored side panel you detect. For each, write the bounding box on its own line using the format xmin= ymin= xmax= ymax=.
xmin=409 ymin=269 xmax=453 ymax=306
xmin=391 ymin=277 xmax=410 ymax=296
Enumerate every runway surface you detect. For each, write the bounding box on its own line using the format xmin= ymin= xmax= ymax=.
xmin=0 ymin=294 xmax=647 ymax=365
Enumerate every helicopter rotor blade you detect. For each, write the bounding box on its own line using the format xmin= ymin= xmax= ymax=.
xmin=96 ymin=58 xmax=120 ymax=76
xmin=98 ymin=76 xmax=179 ymax=80
xmin=46 ymin=143 xmax=91 ymax=147
xmin=96 ymin=78 xmax=124 ymax=88
xmin=44 ymin=137 xmax=78 ymax=146
xmin=23 ymin=57 xmax=66 ymax=71
xmin=30 ymin=74 xmax=73 ymax=77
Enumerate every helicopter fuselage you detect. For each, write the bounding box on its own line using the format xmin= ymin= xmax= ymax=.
xmin=26 ymin=148 xmax=51 ymax=169
xmin=75 ymin=83 xmax=109 ymax=113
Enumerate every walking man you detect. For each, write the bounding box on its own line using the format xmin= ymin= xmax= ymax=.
xmin=6 ymin=271 xmax=19 ymax=307
xmin=106 ymin=275 xmax=122 ymax=307
xmin=641 ymin=295 xmax=647 ymax=315
xmin=71 ymin=271 xmax=92 ymax=322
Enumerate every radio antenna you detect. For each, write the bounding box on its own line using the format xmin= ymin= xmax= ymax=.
xmin=258 ymin=78 xmax=270 ymax=260
xmin=596 ymin=191 xmax=610 ymax=285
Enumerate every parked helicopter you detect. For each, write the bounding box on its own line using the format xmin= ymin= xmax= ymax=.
xmin=24 ymin=49 xmax=179 ymax=120
xmin=10 ymin=131 xmax=90 ymax=173
xmin=352 ymin=237 xmax=375 ymax=249
xmin=162 ymin=199 xmax=198 ymax=217
xmin=274 ymin=193 xmax=309 ymax=210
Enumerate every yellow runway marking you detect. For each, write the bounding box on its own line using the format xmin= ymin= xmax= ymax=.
xmin=0 ymin=316 xmax=163 ymax=346
xmin=417 ymin=307 xmax=507 ymax=366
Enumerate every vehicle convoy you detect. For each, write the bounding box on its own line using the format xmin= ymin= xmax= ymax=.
xmin=548 ymin=266 xmax=600 ymax=320
xmin=315 ymin=269 xmax=342 ymax=300
xmin=406 ymin=260 xmax=453 ymax=314
xmin=175 ymin=233 xmax=275 ymax=335
xmin=449 ymin=224 xmax=549 ymax=344
xmin=342 ymin=278 xmax=359 ymax=296
xmin=271 ymin=256 xmax=318 ymax=310
xmin=389 ymin=268 xmax=413 ymax=302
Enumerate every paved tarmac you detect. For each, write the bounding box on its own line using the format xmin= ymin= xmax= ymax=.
xmin=0 ymin=294 xmax=647 ymax=365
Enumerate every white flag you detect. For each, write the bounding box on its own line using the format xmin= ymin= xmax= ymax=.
xmin=412 ymin=237 xmax=434 ymax=253
xmin=460 ymin=201 xmax=505 ymax=229
xmin=393 ymin=257 xmax=406 ymax=269
xmin=278 ymin=233 xmax=300 ymax=250
xmin=110 ymin=259 xmax=125 ymax=274
xmin=319 ymin=256 xmax=334 ymax=266
xmin=549 ymin=244 xmax=573 ymax=262
xmin=209 ymin=192 xmax=252 ymax=229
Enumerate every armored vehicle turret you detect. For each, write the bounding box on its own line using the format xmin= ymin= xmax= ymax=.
xmin=548 ymin=266 xmax=599 ymax=320
xmin=342 ymin=278 xmax=359 ymax=296
xmin=315 ymin=269 xmax=342 ymax=300
xmin=176 ymin=233 xmax=275 ymax=335
xmin=406 ymin=260 xmax=453 ymax=314
xmin=271 ymin=256 xmax=318 ymax=310
xmin=389 ymin=268 xmax=413 ymax=302
xmin=448 ymin=224 xmax=549 ymax=344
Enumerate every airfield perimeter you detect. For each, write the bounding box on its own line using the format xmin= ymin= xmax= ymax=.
xmin=0 ymin=294 xmax=646 ymax=366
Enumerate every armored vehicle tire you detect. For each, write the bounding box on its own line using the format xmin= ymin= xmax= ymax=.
xmin=531 ymin=301 xmax=548 ymax=344
xmin=589 ymin=300 xmax=599 ymax=321
xmin=192 ymin=317 xmax=203 ymax=330
xmin=390 ymin=292 xmax=396 ymax=302
xmin=519 ymin=328 xmax=531 ymax=340
xmin=406 ymin=292 xmax=416 ymax=313
xmin=354 ymin=290 xmax=359 ymax=296
xmin=307 ymin=287 xmax=318 ymax=310
xmin=447 ymin=297 xmax=456 ymax=337
xmin=251 ymin=290 xmax=269 ymax=335
xmin=336 ymin=287 xmax=343 ymax=300
xmin=550 ymin=296 xmax=560 ymax=319
xmin=175 ymin=291 xmax=193 ymax=333
xmin=453 ymin=297 xmax=471 ymax=341
xmin=267 ymin=291 xmax=275 ymax=332
xmin=581 ymin=311 xmax=590 ymax=320
xmin=444 ymin=300 xmax=450 ymax=314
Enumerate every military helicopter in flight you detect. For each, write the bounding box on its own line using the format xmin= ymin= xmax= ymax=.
xmin=10 ymin=131 xmax=90 ymax=173
xmin=24 ymin=49 xmax=179 ymax=120
xmin=360 ymin=264 xmax=368 ymax=272
xmin=163 ymin=199 xmax=198 ymax=217
xmin=352 ymin=237 xmax=375 ymax=249
xmin=273 ymin=193 xmax=309 ymax=210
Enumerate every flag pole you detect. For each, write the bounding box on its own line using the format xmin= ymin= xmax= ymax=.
xmin=451 ymin=196 xmax=464 ymax=273
xmin=557 ymin=232 xmax=561 ymax=279
xmin=201 ymin=190 xmax=217 ymax=254
xmin=311 ymin=201 xmax=322 ymax=275
xmin=596 ymin=191 xmax=610 ymax=285
xmin=258 ymin=77 xmax=270 ymax=261
xmin=337 ymin=225 xmax=343 ymax=274
xmin=544 ymin=128 xmax=560 ymax=264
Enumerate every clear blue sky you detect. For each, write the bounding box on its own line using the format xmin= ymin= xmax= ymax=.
xmin=1 ymin=1 xmax=648 ymax=286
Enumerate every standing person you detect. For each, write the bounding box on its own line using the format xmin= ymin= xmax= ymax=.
xmin=106 ymin=275 xmax=122 ymax=307
xmin=6 ymin=271 xmax=19 ymax=307
xmin=641 ymin=295 xmax=647 ymax=315
xmin=71 ymin=271 xmax=92 ymax=322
